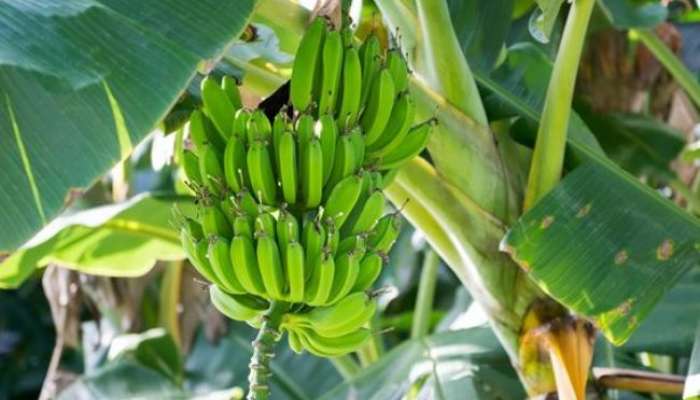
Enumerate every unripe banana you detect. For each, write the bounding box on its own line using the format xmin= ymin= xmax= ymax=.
xmin=297 ymin=327 xmax=371 ymax=357
xmin=222 ymin=76 xmax=243 ymax=110
xmin=324 ymin=222 xmax=340 ymax=255
xmin=232 ymin=109 xmax=251 ymax=142
xmin=379 ymin=119 xmax=435 ymax=170
xmin=182 ymin=150 xmax=203 ymax=186
xmin=323 ymin=174 xmax=363 ymax=229
xmin=361 ymin=69 xmax=396 ymax=147
xmin=232 ymin=189 xmax=259 ymax=217
xmin=272 ymin=112 xmax=290 ymax=174
xmin=182 ymin=231 xmax=218 ymax=284
xmin=257 ymin=233 xmax=286 ymax=300
xmin=199 ymin=145 xmax=225 ymax=197
xmin=318 ymin=30 xmax=344 ymax=116
xmin=233 ymin=214 xmax=254 ymax=238
xmin=367 ymin=92 xmax=415 ymax=156
xmin=231 ymin=235 xmax=267 ymax=296
xmin=194 ymin=239 xmax=224 ymax=286
xmin=278 ymin=131 xmax=298 ymax=204
xmin=223 ymin=135 xmax=246 ymax=193
xmin=290 ymin=18 xmax=326 ymax=112
xmin=337 ymin=46 xmax=362 ymax=129
xmin=247 ymin=141 xmax=278 ymax=205
xmin=353 ymin=252 xmax=383 ymax=292
xmin=188 ymin=110 xmax=224 ymax=152
xmin=326 ymin=133 xmax=356 ymax=191
xmin=301 ymin=138 xmax=324 ymax=209
xmin=183 ymin=217 xmax=205 ymax=242
xmin=316 ymin=115 xmax=337 ymax=185
xmin=368 ymin=213 xmax=401 ymax=253
xmin=302 ymin=218 xmax=325 ymax=280
xmin=255 ymin=212 xmax=277 ymax=239
xmin=295 ymin=113 xmax=315 ymax=144
xmin=201 ymin=204 xmax=232 ymax=238
xmin=287 ymin=330 xmax=304 ymax=354
xmin=347 ymin=127 xmax=365 ymax=168
xmin=359 ymin=35 xmax=382 ymax=107
xmin=327 ymin=251 xmax=360 ymax=304
xmin=276 ymin=210 xmax=299 ymax=255
xmin=347 ymin=190 xmax=385 ymax=235
xmin=247 ymin=110 xmax=272 ymax=143
xmin=285 ymin=241 xmax=305 ymax=303
xmin=336 ymin=234 xmax=366 ymax=258
xmin=208 ymin=236 xmax=246 ymax=294
xmin=297 ymin=292 xmax=376 ymax=337
xmin=305 ymin=251 xmax=335 ymax=306
xmin=210 ymin=285 xmax=267 ymax=323
xmin=201 ymin=76 xmax=234 ymax=140
xmin=386 ymin=49 xmax=409 ymax=93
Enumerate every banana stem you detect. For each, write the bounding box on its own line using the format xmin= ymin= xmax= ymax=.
xmin=247 ymin=301 xmax=290 ymax=400
xmin=330 ymin=355 xmax=361 ymax=380
xmin=523 ymin=0 xmax=595 ymax=211
xmin=411 ymin=249 xmax=439 ymax=339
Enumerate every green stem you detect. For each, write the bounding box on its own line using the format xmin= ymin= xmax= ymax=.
xmin=356 ymin=316 xmax=382 ymax=366
xmin=247 ymin=301 xmax=290 ymax=400
xmin=158 ymin=261 xmax=183 ymax=350
xmin=410 ymin=250 xmax=439 ymax=339
xmin=523 ymin=0 xmax=595 ymax=211
xmin=330 ymin=355 xmax=361 ymax=380
xmin=633 ymin=28 xmax=700 ymax=108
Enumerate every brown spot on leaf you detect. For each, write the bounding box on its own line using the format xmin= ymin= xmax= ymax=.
xmin=540 ymin=216 xmax=554 ymax=229
xmin=576 ymin=203 xmax=592 ymax=218
xmin=614 ymin=250 xmax=628 ymax=265
xmin=617 ymin=299 xmax=634 ymax=316
xmin=656 ymin=239 xmax=674 ymax=261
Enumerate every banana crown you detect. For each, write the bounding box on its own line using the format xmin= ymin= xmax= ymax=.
xmin=178 ymin=17 xmax=431 ymax=358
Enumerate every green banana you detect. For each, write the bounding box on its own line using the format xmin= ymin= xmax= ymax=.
xmin=276 ymin=210 xmax=299 ymax=253
xmin=208 ymin=236 xmax=246 ymax=294
xmin=233 ymin=189 xmax=259 ymax=217
xmin=290 ymin=18 xmax=326 ymax=112
xmin=347 ymin=127 xmax=365 ymax=168
xmin=337 ymin=234 xmax=366 ymax=257
xmin=232 ymin=109 xmax=251 ymax=142
xmin=361 ymin=69 xmax=396 ymax=147
xmin=323 ymin=174 xmax=363 ymax=229
xmin=278 ymin=131 xmax=298 ymax=204
xmin=302 ymin=217 xmax=325 ymax=280
xmin=257 ymin=233 xmax=286 ymax=300
xmin=326 ymin=133 xmax=356 ymax=191
xmin=182 ymin=150 xmax=203 ymax=186
xmin=316 ymin=115 xmax=337 ymax=185
xmin=305 ymin=251 xmax=335 ymax=306
xmin=247 ymin=110 xmax=272 ymax=142
xmin=223 ymin=135 xmax=246 ymax=193
xmin=201 ymin=76 xmax=234 ymax=140
xmin=201 ymin=204 xmax=232 ymax=238
xmin=353 ymin=252 xmax=383 ymax=292
xmin=386 ymin=49 xmax=409 ymax=93
xmin=327 ymin=251 xmax=360 ymax=304
xmin=318 ymin=29 xmax=343 ymax=116
xmin=367 ymin=91 xmax=415 ymax=156
xmin=297 ymin=327 xmax=371 ymax=357
xmin=231 ymin=235 xmax=267 ymax=296
xmin=182 ymin=217 xmax=204 ymax=241
xmin=324 ymin=222 xmax=340 ymax=255
xmin=367 ymin=213 xmax=401 ymax=253
xmin=285 ymin=241 xmax=305 ymax=303
xmin=198 ymin=145 xmax=225 ymax=197
xmin=222 ymin=76 xmax=243 ymax=110
xmin=359 ymin=35 xmax=382 ymax=107
xmin=189 ymin=110 xmax=224 ymax=152
xmin=337 ymin=46 xmax=362 ymax=129
xmin=295 ymin=113 xmax=315 ymax=144
xmin=295 ymin=292 xmax=376 ymax=337
xmin=255 ymin=212 xmax=277 ymax=239
xmin=247 ymin=141 xmax=278 ymax=205
xmin=379 ymin=119 xmax=435 ymax=170
xmin=194 ymin=239 xmax=224 ymax=286
xmin=272 ymin=111 xmax=290 ymax=174
xmin=287 ymin=330 xmax=304 ymax=354
xmin=233 ymin=214 xmax=254 ymax=238
xmin=301 ymin=138 xmax=324 ymax=209
xmin=347 ymin=190 xmax=385 ymax=235
xmin=181 ymin=231 xmax=218 ymax=284
xmin=210 ymin=285 xmax=267 ymax=323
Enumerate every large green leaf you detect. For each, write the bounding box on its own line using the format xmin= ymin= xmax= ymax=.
xmin=0 ymin=0 xmax=255 ymax=252
xmin=597 ymin=0 xmax=668 ymax=29
xmin=319 ymin=327 xmax=525 ymax=399
xmin=0 ymin=195 xmax=189 ymax=289
xmin=502 ymin=162 xmax=700 ymax=345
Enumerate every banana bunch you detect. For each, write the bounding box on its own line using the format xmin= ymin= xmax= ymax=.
xmin=178 ymin=17 xmax=433 ymax=358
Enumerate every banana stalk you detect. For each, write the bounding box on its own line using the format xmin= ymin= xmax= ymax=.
xmin=247 ymin=301 xmax=290 ymax=400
